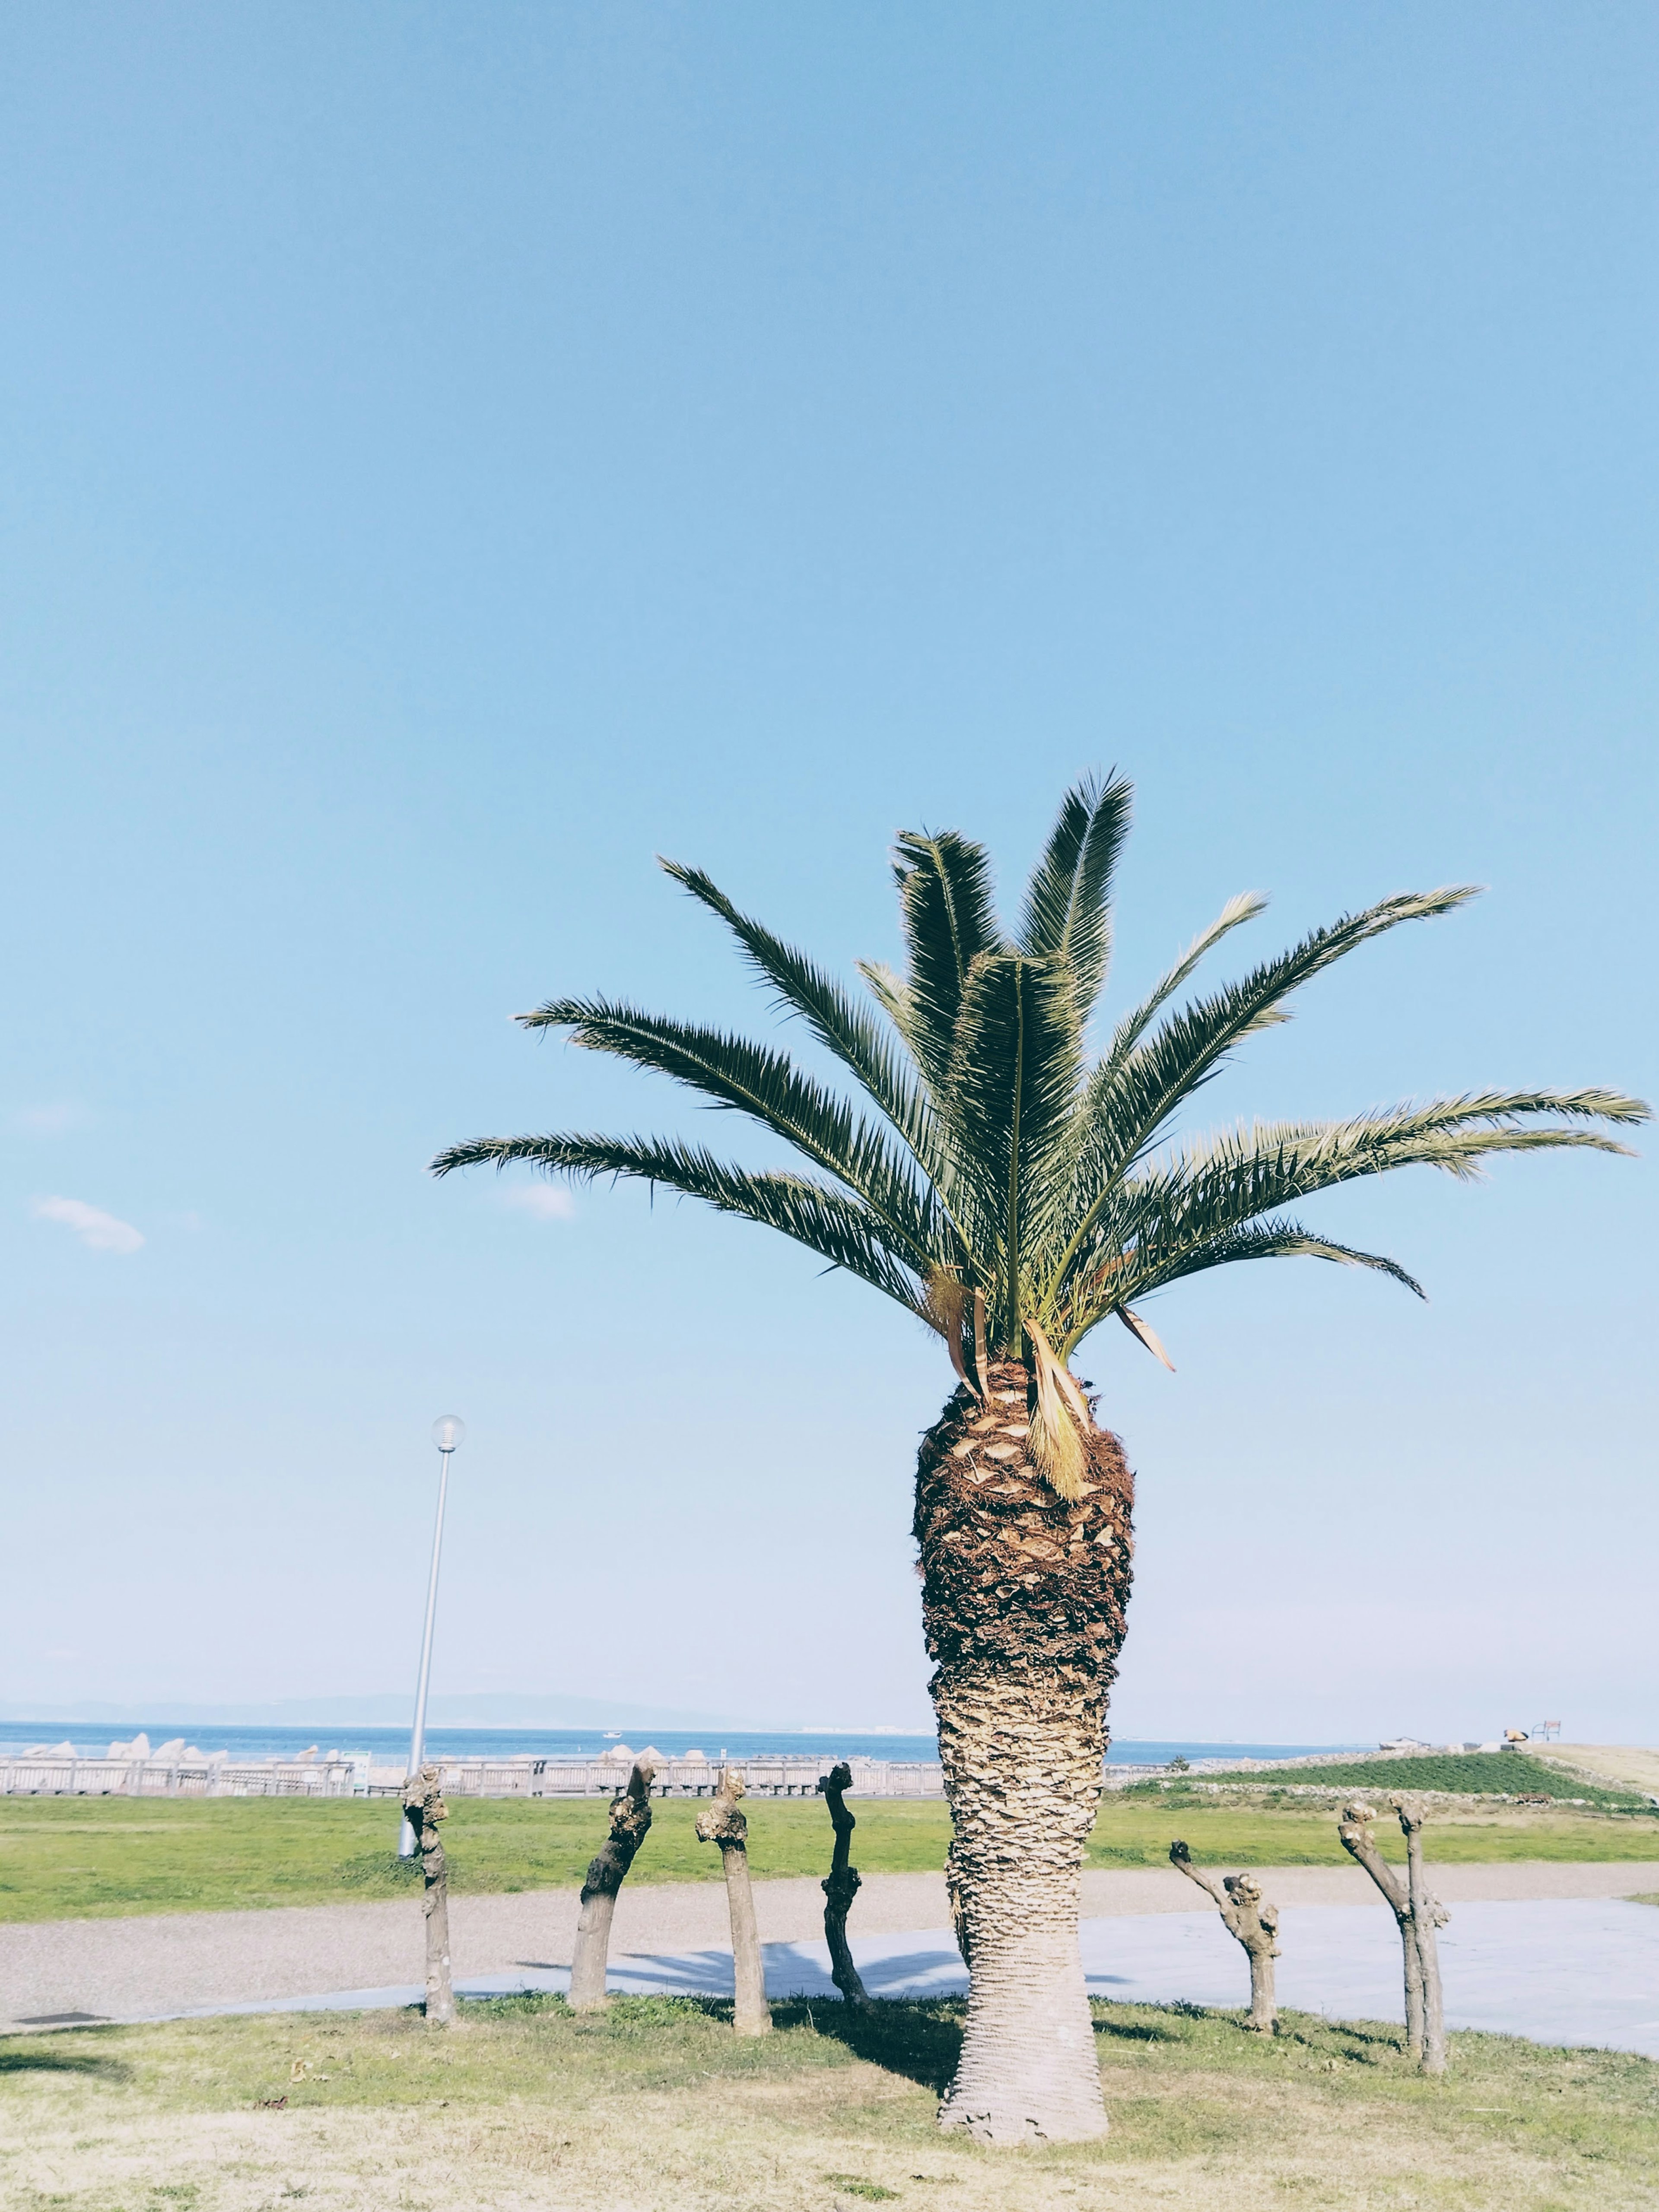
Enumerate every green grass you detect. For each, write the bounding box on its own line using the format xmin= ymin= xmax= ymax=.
xmin=2 ymin=1786 xmax=1656 ymax=1924
xmin=0 ymin=1796 xmax=950 ymax=1922
xmin=1188 ymin=1751 xmax=1656 ymax=1810
xmin=2 ymin=1992 xmax=1655 ymax=2209
xmin=1084 ymin=1793 xmax=1659 ymax=1869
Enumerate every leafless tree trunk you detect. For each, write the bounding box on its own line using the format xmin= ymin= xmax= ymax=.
xmin=568 ymin=1759 xmax=656 ymax=2011
xmin=1167 ymin=1842 xmax=1279 ymax=2033
xmin=1393 ymin=1796 xmax=1449 ymax=2075
xmin=817 ymin=1761 xmax=871 ymax=2006
xmin=400 ymin=1765 xmax=454 ymax=2026
xmin=696 ymin=1767 xmax=772 ymax=2036
xmin=1336 ymin=1801 xmax=1448 ymax=2070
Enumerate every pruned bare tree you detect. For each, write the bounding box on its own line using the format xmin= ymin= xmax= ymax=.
xmin=569 ymin=1759 xmax=657 ymax=2011
xmin=1168 ymin=1841 xmax=1279 ymax=2033
xmin=696 ymin=1767 xmax=772 ymax=2036
xmin=817 ymin=1761 xmax=871 ymax=2006
xmin=1392 ymin=1796 xmax=1448 ymax=2073
xmin=1336 ymin=1799 xmax=1449 ymax=2072
xmin=401 ymin=1764 xmax=454 ymax=2026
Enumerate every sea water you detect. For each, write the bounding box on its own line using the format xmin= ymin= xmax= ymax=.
xmin=0 ymin=1722 xmax=1362 ymax=1766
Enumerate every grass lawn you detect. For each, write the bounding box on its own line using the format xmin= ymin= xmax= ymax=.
xmin=1 ymin=1788 xmax=1656 ymax=1923
xmin=2 ymin=1991 xmax=1654 ymax=2210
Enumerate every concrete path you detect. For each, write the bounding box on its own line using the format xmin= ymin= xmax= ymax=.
xmin=3 ymin=1863 xmax=1654 ymax=2043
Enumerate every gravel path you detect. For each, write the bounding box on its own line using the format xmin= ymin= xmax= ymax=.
xmin=2 ymin=1861 xmax=1652 ymax=2031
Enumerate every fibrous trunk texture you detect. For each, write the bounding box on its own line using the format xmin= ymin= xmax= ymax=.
xmin=1336 ymin=1801 xmax=1449 ymax=2070
xmin=915 ymin=1361 xmax=1134 ymax=2144
xmin=817 ymin=1761 xmax=870 ymax=2006
xmin=400 ymin=1766 xmax=454 ymax=2026
xmin=568 ymin=1759 xmax=657 ymax=2011
xmin=1168 ymin=1842 xmax=1279 ymax=2033
xmin=696 ymin=1768 xmax=772 ymax=2037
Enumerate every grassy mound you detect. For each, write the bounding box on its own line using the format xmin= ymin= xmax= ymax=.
xmin=1185 ymin=1752 xmax=1654 ymax=1809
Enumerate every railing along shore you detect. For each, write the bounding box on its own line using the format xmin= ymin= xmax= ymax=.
xmin=0 ymin=1752 xmax=948 ymax=1799
xmin=0 ymin=1747 xmax=1391 ymax=1802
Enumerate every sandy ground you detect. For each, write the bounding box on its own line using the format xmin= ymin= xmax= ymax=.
xmin=3 ymin=1860 xmax=1653 ymax=2032
xmin=1532 ymin=1743 xmax=1659 ymax=1795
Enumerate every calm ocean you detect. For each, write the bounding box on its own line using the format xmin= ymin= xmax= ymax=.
xmin=0 ymin=1723 xmax=1363 ymax=1766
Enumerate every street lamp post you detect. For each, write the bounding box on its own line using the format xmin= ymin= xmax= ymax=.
xmin=398 ymin=1415 xmax=465 ymax=1858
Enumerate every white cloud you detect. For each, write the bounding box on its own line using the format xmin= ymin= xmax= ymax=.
xmin=13 ymin=1102 xmax=93 ymax=1136
xmin=503 ymin=1186 xmax=577 ymax=1223
xmin=32 ymin=1196 xmax=145 ymax=1254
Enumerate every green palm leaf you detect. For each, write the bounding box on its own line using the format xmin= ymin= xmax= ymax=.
xmin=1018 ymin=771 xmax=1132 ymax=1017
xmin=1052 ymin=886 xmax=1481 ymax=1292
xmin=430 ymin=1131 xmax=928 ymax=1312
xmin=438 ymin=781 xmax=1647 ymax=1413
xmin=884 ymin=830 xmax=1003 ymax=1093
xmin=515 ymin=996 xmax=945 ymax=1267
xmin=1119 ymin=1220 xmax=1427 ymax=1305
xmin=943 ymin=952 xmax=1082 ymax=1342
xmin=1098 ymin=891 xmax=1268 ymax=1079
xmin=658 ymin=858 xmax=947 ymax=1183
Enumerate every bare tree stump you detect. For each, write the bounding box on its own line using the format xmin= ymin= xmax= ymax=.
xmin=400 ymin=1765 xmax=454 ymax=2026
xmin=568 ymin=1759 xmax=656 ymax=2011
xmin=1168 ymin=1841 xmax=1279 ymax=2033
xmin=1336 ymin=1801 xmax=1448 ymax=2070
xmin=817 ymin=1762 xmax=871 ymax=2007
xmin=695 ymin=1766 xmax=772 ymax=2036
xmin=1393 ymin=1796 xmax=1449 ymax=2076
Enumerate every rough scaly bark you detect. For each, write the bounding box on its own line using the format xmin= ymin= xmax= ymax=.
xmin=1168 ymin=1842 xmax=1279 ymax=2033
xmin=1336 ymin=1800 xmax=1448 ymax=2069
xmin=915 ymin=1361 xmax=1134 ymax=2143
xmin=568 ymin=1759 xmax=656 ymax=2011
xmin=817 ymin=1761 xmax=870 ymax=2006
xmin=696 ymin=1767 xmax=772 ymax=2037
xmin=400 ymin=1765 xmax=454 ymax=2026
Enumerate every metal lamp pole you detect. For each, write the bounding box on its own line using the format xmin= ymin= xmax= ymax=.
xmin=399 ymin=1415 xmax=465 ymax=1857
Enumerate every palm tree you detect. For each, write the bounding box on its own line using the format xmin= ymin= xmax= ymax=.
xmin=433 ymin=775 xmax=1645 ymax=2142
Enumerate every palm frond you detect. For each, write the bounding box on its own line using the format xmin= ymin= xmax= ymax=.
xmin=1106 ymin=887 xmax=1481 ymax=1161
xmin=1018 ymin=771 xmax=1132 ymax=1017
xmin=513 ymin=996 xmax=945 ymax=1266
xmin=1050 ymin=1086 xmax=1649 ymax=1339
xmin=1119 ymin=1220 xmax=1427 ymax=1305
xmin=1050 ymin=886 xmax=1481 ymax=1287
xmin=943 ymin=952 xmax=1082 ymax=1342
xmin=436 ymin=795 xmax=1644 ymax=1400
xmin=658 ymin=858 xmax=947 ymax=1177
xmin=429 ymin=1132 xmax=927 ymax=1312
xmin=1128 ymin=1092 xmax=1645 ymax=1228
xmin=1097 ymin=891 xmax=1268 ymax=1079
xmin=890 ymin=830 xmax=1004 ymax=1092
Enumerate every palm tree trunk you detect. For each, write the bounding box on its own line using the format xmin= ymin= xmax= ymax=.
xmin=915 ymin=1361 xmax=1134 ymax=2143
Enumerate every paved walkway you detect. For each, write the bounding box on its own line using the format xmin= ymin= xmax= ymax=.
xmin=4 ymin=1864 xmax=1655 ymax=2053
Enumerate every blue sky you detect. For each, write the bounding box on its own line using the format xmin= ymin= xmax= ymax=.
xmin=4 ymin=3 xmax=1655 ymax=1742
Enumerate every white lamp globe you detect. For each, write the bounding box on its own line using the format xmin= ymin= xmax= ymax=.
xmin=431 ymin=1415 xmax=467 ymax=1454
